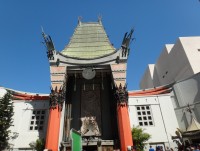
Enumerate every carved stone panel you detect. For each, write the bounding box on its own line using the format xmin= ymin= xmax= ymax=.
xmin=81 ymin=84 xmax=101 ymax=136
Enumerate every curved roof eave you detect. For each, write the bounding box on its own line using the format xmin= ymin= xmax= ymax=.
xmin=1 ymin=87 xmax=49 ymax=101
xmin=52 ymin=48 xmax=122 ymax=66
xmin=58 ymin=49 xmax=117 ymax=60
xmin=128 ymin=83 xmax=174 ymax=97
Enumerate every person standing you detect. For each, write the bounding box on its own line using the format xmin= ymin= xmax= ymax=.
xmin=149 ymin=146 xmax=155 ymax=151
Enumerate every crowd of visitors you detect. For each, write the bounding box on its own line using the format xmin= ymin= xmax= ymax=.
xmin=148 ymin=144 xmax=200 ymax=151
xmin=185 ymin=144 xmax=200 ymax=151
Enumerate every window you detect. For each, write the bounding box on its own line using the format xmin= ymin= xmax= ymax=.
xmin=30 ymin=110 xmax=46 ymax=131
xmin=136 ymin=106 xmax=154 ymax=126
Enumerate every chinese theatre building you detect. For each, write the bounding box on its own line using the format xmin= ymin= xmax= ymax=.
xmin=44 ymin=18 xmax=133 ymax=151
xmin=2 ymin=17 xmax=197 ymax=151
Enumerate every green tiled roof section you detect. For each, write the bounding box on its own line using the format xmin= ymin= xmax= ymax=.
xmin=61 ymin=22 xmax=115 ymax=59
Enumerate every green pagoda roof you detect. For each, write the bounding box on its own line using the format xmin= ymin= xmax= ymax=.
xmin=61 ymin=20 xmax=115 ymax=59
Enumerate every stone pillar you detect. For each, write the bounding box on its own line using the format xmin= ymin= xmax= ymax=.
xmin=111 ymin=63 xmax=133 ymax=151
xmin=45 ymin=66 xmax=67 ymax=151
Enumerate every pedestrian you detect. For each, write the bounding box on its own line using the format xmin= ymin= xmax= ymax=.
xmin=194 ymin=146 xmax=200 ymax=151
xmin=149 ymin=145 xmax=155 ymax=151
xmin=156 ymin=146 xmax=161 ymax=151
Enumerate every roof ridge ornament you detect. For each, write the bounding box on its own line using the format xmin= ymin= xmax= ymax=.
xmin=41 ymin=27 xmax=55 ymax=60
xmin=98 ymin=15 xmax=102 ymax=24
xmin=78 ymin=16 xmax=82 ymax=26
xmin=121 ymin=28 xmax=134 ymax=57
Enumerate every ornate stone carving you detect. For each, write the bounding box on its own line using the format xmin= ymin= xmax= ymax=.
xmin=80 ymin=116 xmax=101 ymax=136
xmin=114 ymin=83 xmax=128 ymax=105
xmin=49 ymin=73 xmax=67 ymax=111
xmin=49 ymin=86 xmax=65 ymax=111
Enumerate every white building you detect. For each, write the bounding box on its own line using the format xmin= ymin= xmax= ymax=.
xmin=0 ymin=87 xmax=49 ymax=151
xmin=139 ymin=36 xmax=200 ymax=146
xmin=172 ymin=73 xmax=200 ymax=132
xmin=140 ymin=36 xmax=200 ymax=89
xmin=128 ymin=85 xmax=179 ymax=151
xmin=128 ymin=79 xmax=200 ymax=150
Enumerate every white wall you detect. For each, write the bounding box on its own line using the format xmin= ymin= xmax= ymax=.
xmin=173 ymin=73 xmax=200 ymax=130
xmin=167 ymin=38 xmax=193 ymax=83
xmin=9 ymin=100 xmax=49 ymax=150
xmin=180 ymin=37 xmax=200 ymax=74
xmin=153 ymin=38 xmax=193 ymax=87
xmin=128 ymin=94 xmax=179 ymax=150
xmin=157 ymin=94 xmax=179 ymax=148
xmin=140 ymin=64 xmax=155 ymax=89
xmin=0 ymin=87 xmax=7 ymax=97
xmin=140 ymin=37 xmax=200 ymax=89
xmin=154 ymin=45 xmax=171 ymax=87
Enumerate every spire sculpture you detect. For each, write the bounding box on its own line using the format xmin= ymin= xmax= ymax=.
xmin=121 ymin=28 xmax=134 ymax=57
xmin=41 ymin=27 xmax=55 ymax=60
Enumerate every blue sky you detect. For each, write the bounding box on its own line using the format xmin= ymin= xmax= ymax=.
xmin=0 ymin=0 xmax=200 ymax=93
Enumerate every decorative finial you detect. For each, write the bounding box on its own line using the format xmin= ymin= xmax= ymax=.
xmin=98 ymin=15 xmax=102 ymax=24
xmin=78 ymin=16 xmax=82 ymax=26
xmin=41 ymin=26 xmax=44 ymax=33
xmin=121 ymin=28 xmax=134 ymax=57
xmin=41 ymin=26 xmax=46 ymax=39
xmin=41 ymin=26 xmax=55 ymax=60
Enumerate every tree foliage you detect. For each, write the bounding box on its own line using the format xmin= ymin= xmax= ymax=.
xmin=132 ymin=126 xmax=151 ymax=151
xmin=35 ymin=139 xmax=45 ymax=151
xmin=0 ymin=92 xmax=14 ymax=150
xmin=29 ymin=139 xmax=45 ymax=151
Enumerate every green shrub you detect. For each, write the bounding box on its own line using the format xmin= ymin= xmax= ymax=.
xmin=132 ymin=126 xmax=151 ymax=151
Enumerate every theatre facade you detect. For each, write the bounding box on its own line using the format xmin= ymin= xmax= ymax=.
xmin=2 ymin=18 xmax=191 ymax=151
xmin=43 ymin=18 xmax=134 ymax=151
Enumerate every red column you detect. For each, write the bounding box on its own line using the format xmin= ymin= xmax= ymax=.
xmin=117 ymin=104 xmax=133 ymax=151
xmin=45 ymin=66 xmax=67 ymax=151
xmin=45 ymin=106 xmax=61 ymax=151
